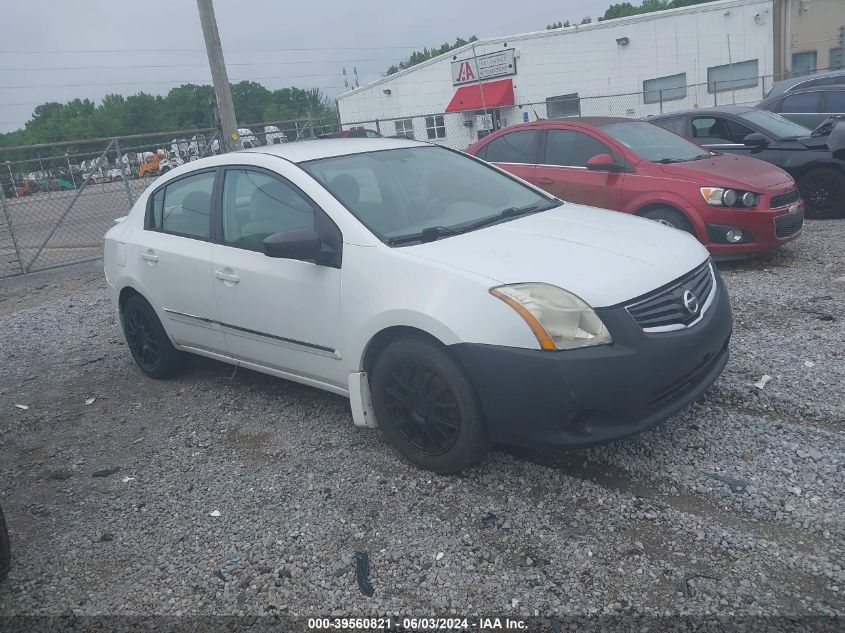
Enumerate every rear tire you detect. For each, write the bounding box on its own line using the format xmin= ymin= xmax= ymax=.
xmin=370 ymin=336 xmax=491 ymax=474
xmin=641 ymin=206 xmax=696 ymax=235
xmin=0 ymin=505 xmax=10 ymax=584
xmin=122 ymin=295 xmax=184 ymax=379
xmin=798 ymin=167 xmax=845 ymax=219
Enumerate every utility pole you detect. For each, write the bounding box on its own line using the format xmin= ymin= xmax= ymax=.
xmin=197 ymin=0 xmax=238 ymax=152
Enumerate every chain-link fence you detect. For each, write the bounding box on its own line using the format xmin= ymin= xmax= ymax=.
xmin=340 ymin=73 xmax=794 ymax=150
xmin=0 ymin=113 xmax=344 ymax=278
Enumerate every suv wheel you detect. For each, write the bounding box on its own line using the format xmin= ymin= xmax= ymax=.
xmin=799 ymin=167 xmax=845 ymax=219
xmin=370 ymin=336 xmax=491 ymax=473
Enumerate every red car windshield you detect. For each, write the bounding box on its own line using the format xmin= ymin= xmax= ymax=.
xmin=601 ymin=121 xmax=710 ymax=163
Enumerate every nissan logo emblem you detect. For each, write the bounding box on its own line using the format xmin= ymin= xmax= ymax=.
xmin=682 ymin=290 xmax=699 ymax=315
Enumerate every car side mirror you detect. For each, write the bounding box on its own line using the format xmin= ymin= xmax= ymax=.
xmin=263 ymin=228 xmax=323 ymax=262
xmin=586 ymin=153 xmax=626 ymax=172
xmin=742 ymin=132 xmax=769 ymax=147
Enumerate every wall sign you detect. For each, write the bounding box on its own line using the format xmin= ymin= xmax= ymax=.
xmin=452 ymin=49 xmax=516 ymax=86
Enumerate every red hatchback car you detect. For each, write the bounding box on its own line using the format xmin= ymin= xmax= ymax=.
xmin=466 ymin=118 xmax=804 ymax=258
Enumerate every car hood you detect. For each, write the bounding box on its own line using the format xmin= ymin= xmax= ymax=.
xmin=659 ymin=153 xmax=793 ymax=190
xmin=401 ymin=204 xmax=709 ymax=308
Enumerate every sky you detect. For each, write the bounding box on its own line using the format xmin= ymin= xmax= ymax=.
xmin=0 ymin=0 xmax=610 ymax=133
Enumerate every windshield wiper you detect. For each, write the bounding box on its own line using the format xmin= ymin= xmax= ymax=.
xmin=460 ymin=200 xmax=561 ymax=232
xmin=655 ymin=157 xmax=690 ymax=164
xmin=385 ymin=200 xmax=560 ymax=246
xmin=386 ymin=225 xmax=463 ymax=246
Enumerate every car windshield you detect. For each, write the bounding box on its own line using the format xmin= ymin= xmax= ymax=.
xmin=300 ymin=146 xmax=558 ymax=245
xmin=737 ymin=110 xmax=812 ymax=140
xmin=600 ymin=121 xmax=709 ymax=162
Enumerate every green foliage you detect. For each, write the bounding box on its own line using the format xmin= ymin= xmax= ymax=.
xmin=386 ymin=36 xmax=479 ymax=76
xmin=546 ymin=20 xmax=571 ymax=29
xmin=602 ymin=0 xmax=716 ymax=21
xmin=0 ymin=81 xmax=335 ymax=148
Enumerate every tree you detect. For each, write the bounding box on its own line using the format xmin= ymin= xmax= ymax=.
xmin=385 ymin=36 xmax=479 ymax=75
xmin=580 ymin=16 xmax=593 ymax=24
xmin=601 ymin=0 xmax=716 ymax=22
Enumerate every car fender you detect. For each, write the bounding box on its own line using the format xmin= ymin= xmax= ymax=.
xmin=628 ymin=193 xmax=705 ymax=237
xmin=791 ymin=159 xmax=845 ymax=180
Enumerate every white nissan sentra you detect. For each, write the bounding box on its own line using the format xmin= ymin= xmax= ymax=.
xmin=104 ymin=138 xmax=732 ymax=473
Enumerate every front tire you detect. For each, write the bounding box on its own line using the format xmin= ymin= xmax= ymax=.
xmin=641 ymin=206 xmax=696 ymax=235
xmin=798 ymin=167 xmax=845 ymax=219
xmin=122 ymin=295 xmax=184 ymax=378
xmin=370 ymin=336 xmax=492 ymax=474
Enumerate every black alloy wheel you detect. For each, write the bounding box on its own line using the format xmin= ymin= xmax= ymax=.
xmin=371 ymin=336 xmax=491 ymax=473
xmin=122 ymin=295 xmax=183 ymax=378
xmin=125 ymin=304 xmax=160 ymax=372
xmin=384 ymin=359 xmax=461 ymax=456
xmin=799 ymin=167 xmax=845 ymax=219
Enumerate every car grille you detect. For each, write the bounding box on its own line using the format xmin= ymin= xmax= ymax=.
xmin=770 ymin=190 xmax=799 ymax=209
xmin=774 ymin=212 xmax=804 ymax=238
xmin=626 ymin=261 xmax=715 ymax=330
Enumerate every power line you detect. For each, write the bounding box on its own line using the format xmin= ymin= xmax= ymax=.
xmin=1 ymin=58 xmax=398 ymax=72
xmin=0 ymin=45 xmax=423 ymax=54
xmin=0 ymin=71 xmax=392 ymax=90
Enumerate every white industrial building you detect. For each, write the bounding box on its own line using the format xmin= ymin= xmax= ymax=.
xmin=336 ymin=0 xmax=843 ymax=149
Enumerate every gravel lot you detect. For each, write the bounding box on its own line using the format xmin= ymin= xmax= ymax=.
xmin=0 ymin=221 xmax=843 ymax=627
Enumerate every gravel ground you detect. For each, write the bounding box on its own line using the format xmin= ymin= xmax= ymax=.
xmin=0 ymin=221 xmax=843 ymax=627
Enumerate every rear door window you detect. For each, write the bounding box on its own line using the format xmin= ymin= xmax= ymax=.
xmin=824 ymin=90 xmax=845 ymax=112
xmin=654 ymin=116 xmax=687 ymax=136
xmin=149 ymin=170 xmax=215 ymax=239
xmin=780 ymin=92 xmax=823 ymax=113
xmin=482 ymin=130 xmax=539 ymax=164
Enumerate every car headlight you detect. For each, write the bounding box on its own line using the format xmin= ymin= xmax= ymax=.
xmin=490 ymin=283 xmax=612 ymax=350
xmin=700 ymin=187 xmax=759 ymax=208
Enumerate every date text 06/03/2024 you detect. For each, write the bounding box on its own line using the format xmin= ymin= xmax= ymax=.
xmin=306 ymin=616 xmax=528 ymax=630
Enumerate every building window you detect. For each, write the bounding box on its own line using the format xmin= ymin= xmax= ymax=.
xmin=643 ymin=73 xmax=687 ymax=104
xmin=831 ymin=48 xmax=844 ymax=71
xmin=546 ymin=93 xmax=580 ymax=118
xmin=394 ymin=119 xmax=414 ymax=139
xmin=707 ymin=59 xmax=759 ymax=93
xmin=791 ymin=51 xmax=817 ymax=77
xmin=425 ymin=115 xmax=446 ymax=139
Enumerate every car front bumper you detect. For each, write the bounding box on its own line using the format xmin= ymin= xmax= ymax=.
xmin=450 ymin=272 xmax=732 ymax=448
xmin=700 ymin=203 xmax=803 ymax=258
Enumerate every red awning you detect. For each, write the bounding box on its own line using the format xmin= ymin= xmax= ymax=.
xmin=445 ymin=78 xmax=515 ymax=112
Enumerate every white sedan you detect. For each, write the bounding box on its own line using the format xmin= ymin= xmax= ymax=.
xmin=104 ymin=138 xmax=732 ymax=473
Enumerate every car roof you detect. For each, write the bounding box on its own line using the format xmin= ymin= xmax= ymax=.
xmin=769 ymin=69 xmax=845 ymax=95
xmin=530 ymin=116 xmax=632 ymax=127
xmin=650 ymin=106 xmax=755 ymax=118
xmin=764 ymin=84 xmax=845 ymax=97
xmin=241 ymin=137 xmax=426 ymax=163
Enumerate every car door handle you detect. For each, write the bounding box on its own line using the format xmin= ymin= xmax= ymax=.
xmin=140 ymin=251 xmax=158 ymax=262
xmin=536 ymin=177 xmax=554 ymax=185
xmin=215 ymin=270 xmax=240 ymax=283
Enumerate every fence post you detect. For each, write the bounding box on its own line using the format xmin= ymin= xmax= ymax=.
xmin=375 ymin=119 xmax=381 ymax=134
xmin=114 ymin=138 xmax=134 ymax=206
xmin=659 ymin=89 xmax=664 ymax=114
